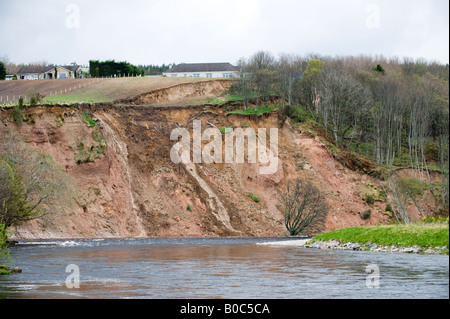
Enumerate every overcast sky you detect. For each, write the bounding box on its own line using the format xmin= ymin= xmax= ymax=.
xmin=0 ymin=0 xmax=448 ymax=66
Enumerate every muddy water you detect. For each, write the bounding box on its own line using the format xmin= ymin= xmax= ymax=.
xmin=1 ymin=238 xmax=448 ymax=299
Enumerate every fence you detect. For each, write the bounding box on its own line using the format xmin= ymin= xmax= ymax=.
xmin=0 ymin=78 xmax=103 ymax=106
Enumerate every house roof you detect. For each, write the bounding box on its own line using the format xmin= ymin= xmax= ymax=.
xmin=17 ymin=66 xmax=44 ymax=74
xmin=164 ymin=63 xmax=238 ymax=73
xmin=63 ymin=65 xmax=81 ymax=72
xmin=17 ymin=65 xmax=80 ymax=74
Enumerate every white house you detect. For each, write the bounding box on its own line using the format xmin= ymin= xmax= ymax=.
xmin=162 ymin=62 xmax=239 ymax=78
xmin=16 ymin=64 xmax=82 ymax=80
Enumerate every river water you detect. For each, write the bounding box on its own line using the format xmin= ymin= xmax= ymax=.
xmin=0 ymin=237 xmax=448 ymax=299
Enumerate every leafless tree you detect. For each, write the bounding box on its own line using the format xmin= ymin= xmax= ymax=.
xmin=320 ymin=66 xmax=372 ymax=148
xmin=276 ymin=54 xmax=306 ymax=116
xmin=280 ymin=179 xmax=329 ymax=236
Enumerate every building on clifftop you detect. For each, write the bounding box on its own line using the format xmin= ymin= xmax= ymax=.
xmin=162 ymin=62 xmax=239 ymax=78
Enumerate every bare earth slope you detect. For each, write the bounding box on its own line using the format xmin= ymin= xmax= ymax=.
xmin=3 ymin=80 xmax=425 ymax=239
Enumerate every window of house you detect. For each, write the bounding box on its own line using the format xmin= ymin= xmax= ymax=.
xmin=193 ymin=74 xmax=200 ymax=78
xmin=206 ymin=73 xmax=212 ymax=78
xmin=171 ymin=74 xmax=178 ymax=77
xmin=222 ymin=73 xmax=232 ymax=78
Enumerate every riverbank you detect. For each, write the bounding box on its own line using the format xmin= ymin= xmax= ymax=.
xmin=258 ymin=224 xmax=449 ymax=255
xmin=311 ymin=224 xmax=449 ymax=255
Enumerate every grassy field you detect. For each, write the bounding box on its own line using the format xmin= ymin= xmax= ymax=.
xmin=313 ymin=223 xmax=449 ymax=250
xmin=0 ymin=77 xmax=211 ymax=105
xmin=43 ymin=77 xmax=210 ymax=104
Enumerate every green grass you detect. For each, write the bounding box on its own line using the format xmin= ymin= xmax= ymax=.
xmin=227 ymin=105 xmax=278 ymax=116
xmin=82 ymin=112 xmax=97 ymax=127
xmin=204 ymin=92 xmax=259 ymax=106
xmin=220 ymin=126 xmax=233 ymax=134
xmin=44 ymin=91 xmax=111 ymax=104
xmin=313 ymin=224 xmax=449 ymax=250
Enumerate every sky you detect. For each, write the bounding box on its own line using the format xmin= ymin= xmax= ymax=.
xmin=0 ymin=0 xmax=448 ymax=66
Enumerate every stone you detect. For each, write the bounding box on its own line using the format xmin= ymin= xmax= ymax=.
xmin=0 ymin=265 xmax=22 ymax=275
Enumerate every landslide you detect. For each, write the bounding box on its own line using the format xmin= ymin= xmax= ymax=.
xmin=3 ymin=79 xmax=426 ymax=240
xmin=116 ymin=79 xmax=235 ymax=106
xmin=1 ymin=100 xmax=399 ymax=240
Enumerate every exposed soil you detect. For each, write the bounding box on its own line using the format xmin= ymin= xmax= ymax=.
xmin=117 ymin=79 xmax=235 ymax=105
xmin=0 ymin=81 xmax=437 ymax=240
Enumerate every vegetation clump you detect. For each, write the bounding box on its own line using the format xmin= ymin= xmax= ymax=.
xmin=313 ymin=223 xmax=449 ymax=252
xmin=248 ymin=194 xmax=260 ymax=203
xmin=360 ymin=209 xmax=372 ymax=220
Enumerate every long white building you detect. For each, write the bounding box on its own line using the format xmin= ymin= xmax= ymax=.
xmin=162 ymin=62 xmax=239 ymax=78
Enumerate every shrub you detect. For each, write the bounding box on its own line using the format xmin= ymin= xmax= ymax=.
xmin=398 ymin=177 xmax=430 ymax=196
xmin=248 ymin=193 xmax=260 ymax=203
xmin=186 ymin=204 xmax=192 ymax=212
xmin=11 ymin=104 xmax=23 ymax=125
xmin=220 ymin=126 xmax=233 ymax=134
xmin=364 ymin=194 xmax=375 ymax=205
xmin=385 ymin=203 xmax=393 ymax=213
xmin=424 ymin=143 xmax=439 ymax=162
xmin=26 ymin=88 xmax=44 ymax=105
xmin=29 ymin=96 xmax=38 ymax=106
xmin=0 ymin=221 xmax=11 ymax=272
xmin=82 ymin=112 xmax=97 ymax=127
xmin=360 ymin=209 xmax=372 ymax=220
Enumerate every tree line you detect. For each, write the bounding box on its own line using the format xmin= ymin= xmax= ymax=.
xmin=137 ymin=63 xmax=174 ymax=76
xmin=89 ymin=60 xmax=142 ymax=77
xmin=233 ymin=51 xmax=449 ymax=213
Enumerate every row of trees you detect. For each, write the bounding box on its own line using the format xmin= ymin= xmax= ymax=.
xmin=89 ymin=60 xmax=142 ymax=78
xmin=0 ymin=55 xmax=173 ymax=79
xmin=137 ymin=63 xmax=174 ymax=76
xmin=0 ymin=61 xmax=6 ymax=80
xmin=234 ymin=51 xmax=449 ymax=216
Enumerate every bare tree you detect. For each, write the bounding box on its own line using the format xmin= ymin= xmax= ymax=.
xmin=320 ymin=66 xmax=372 ymax=147
xmin=386 ymin=176 xmax=411 ymax=224
xmin=298 ymin=58 xmax=325 ymax=120
xmin=249 ymin=50 xmax=275 ymax=70
xmin=276 ymin=54 xmax=306 ymax=118
xmin=280 ymin=179 xmax=329 ymax=236
xmin=246 ymin=51 xmax=278 ymax=106
xmin=234 ymin=58 xmax=254 ymax=109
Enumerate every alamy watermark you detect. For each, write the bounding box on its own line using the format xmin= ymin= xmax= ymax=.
xmin=66 ymin=4 xmax=80 ymax=29
xmin=170 ymin=121 xmax=279 ymax=175
xmin=365 ymin=4 xmax=380 ymax=29
xmin=65 ymin=264 xmax=80 ymax=289
xmin=365 ymin=264 xmax=380 ymax=288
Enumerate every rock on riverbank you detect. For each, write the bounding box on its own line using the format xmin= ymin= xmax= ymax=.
xmin=0 ymin=265 xmax=22 ymax=275
xmin=258 ymin=239 xmax=447 ymax=255
xmin=304 ymin=240 xmax=447 ymax=255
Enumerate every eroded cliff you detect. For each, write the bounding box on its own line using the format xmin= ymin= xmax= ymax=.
xmin=0 ymin=99 xmax=401 ymax=240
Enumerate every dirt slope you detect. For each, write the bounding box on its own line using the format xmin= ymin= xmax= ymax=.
xmin=2 ymin=80 xmax=420 ymax=239
xmin=1 ymin=102 xmax=397 ymax=240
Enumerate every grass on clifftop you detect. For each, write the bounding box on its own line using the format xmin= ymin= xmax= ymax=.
xmin=313 ymin=224 xmax=449 ymax=250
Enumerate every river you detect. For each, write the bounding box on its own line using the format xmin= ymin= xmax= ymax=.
xmin=0 ymin=237 xmax=448 ymax=299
